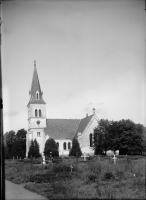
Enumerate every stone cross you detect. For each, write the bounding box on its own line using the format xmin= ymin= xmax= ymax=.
xmin=17 ymin=156 xmax=18 ymax=160
xmin=112 ymin=154 xmax=117 ymax=164
xmin=81 ymin=152 xmax=89 ymax=161
xmin=20 ymin=157 xmax=21 ymax=160
xmin=42 ymin=154 xmax=45 ymax=164
xmin=13 ymin=157 xmax=14 ymax=161
xmin=50 ymin=152 xmax=52 ymax=163
xmin=70 ymin=164 xmax=73 ymax=172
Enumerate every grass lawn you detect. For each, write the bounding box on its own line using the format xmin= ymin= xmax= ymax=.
xmin=5 ymin=156 xmax=146 ymax=199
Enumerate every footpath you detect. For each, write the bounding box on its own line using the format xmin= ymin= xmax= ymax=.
xmin=5 ymin=180 xmax=47 ymax=200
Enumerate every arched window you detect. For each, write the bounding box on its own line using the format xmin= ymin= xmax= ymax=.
xmin=89 ymin=133 xmax=93 ymax=147
xmin=35 ymin=109 xmax=37 ymax=117
xmin=36 ymin=92 xmax=39 ymax=100
xmin=68 ymin=142 xmax=71 ymax=150
xmin=39 ymin=109 xmax=41 ymax=117
xmin=63 ymin=142 xmax=66 ymax=150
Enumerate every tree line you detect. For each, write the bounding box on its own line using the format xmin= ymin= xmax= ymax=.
xmin=4 ymin=129 xmax=27 ymax=159
xmin=4 ymin=118 xmax=146 ymax=159
xmin=4 ymin=128 xmax=82 ymax=159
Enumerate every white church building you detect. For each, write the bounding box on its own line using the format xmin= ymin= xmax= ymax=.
xmin=26 ymin=62 xmax=99 ymax=157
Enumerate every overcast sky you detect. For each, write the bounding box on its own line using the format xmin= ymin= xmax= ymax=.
xmin=2 ymin=0 xmax=146 ymax=133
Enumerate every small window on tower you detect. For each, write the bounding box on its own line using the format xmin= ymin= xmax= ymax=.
xmin=36 ymin=92 xmax=39 ymax=100
xmin=37 ymin=132 xmax=41 ymax=137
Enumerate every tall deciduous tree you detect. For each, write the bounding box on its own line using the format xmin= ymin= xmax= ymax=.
xmin=69 ymin=138 xmax=82 ymax=157
xmin=16 ymin=129 xmax=27 ymax=158
xmin=11 ymin=137 xmax=23 ymax=159
xmin=94 ymin=119 xmax=111 ymax=155
xmin=5 ymin=130 xmax=16 ymax=158
xmin=44 ymin=138 xmax=59 ymax=157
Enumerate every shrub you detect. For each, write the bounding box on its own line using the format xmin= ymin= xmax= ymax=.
xmin=44 ymin=138 xmax=59 ymax=157
xmin=104 ymin=172 xmax=115 ymax=180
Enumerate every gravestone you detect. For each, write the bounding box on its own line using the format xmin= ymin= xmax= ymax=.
xmin=42 ymin=154 xmax=45 ymax=164
xmin=106 ymin=150 xmax=114 ymax=156
xmin=81 ymin=152 xmax=89 ymax=161
xmin=70 ymin=164 xmax=73 ymax=172
xmin=115 ymin=150 xmax=119 ymax=156
xmin=112 ymin=154 xmax=117 ymax=164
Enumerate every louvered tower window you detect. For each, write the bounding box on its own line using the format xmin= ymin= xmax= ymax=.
xmin=36 ymin=92 xmax=39 ymax=100
xmin=35 ymin=109 xmax=37 ymax=117
xmin=39 ymin=109 xmax=41 ymax=117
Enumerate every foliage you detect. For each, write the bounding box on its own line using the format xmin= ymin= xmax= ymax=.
xmin=94 ymin=119 xmax=146 ymax=155
xmin=44 ymin=138 xmax=59 ymax=157
xmin=69 ymin=138 xmax=82 ymax=157
xmin=4 ymin=130 xmax=16 ymax=158
xmin=5 ymin=157 xmax=145 ymax=199
xmin=94 ymin=119 xmax=110 ymax=154
xmin=4 ymin=129 xmax=27 ymax=159
xmin=28 ymin=139 xmax=41 ymax=158
xmin=16 ymin=129 xmax=26 ymax=156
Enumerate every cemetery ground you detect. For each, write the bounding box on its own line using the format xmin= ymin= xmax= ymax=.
xmin=5 ymin=155 xmax=145 ymax=199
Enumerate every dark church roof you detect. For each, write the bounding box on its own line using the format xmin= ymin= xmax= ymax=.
xmin=28 ymin=61 xmax=46 ymax=106
xmin=74 ymin=114 xmax=94 ymax=138
xmin=45 ymin=119 xmax=80 ymax=140
xmin=44 ymin=114 xmax=94 ymax=140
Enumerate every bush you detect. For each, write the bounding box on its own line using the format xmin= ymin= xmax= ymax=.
xmin=104 ymin=172 xmax=115 ymax=180
xmin=44 ymin=138 xmax=59 ymax=157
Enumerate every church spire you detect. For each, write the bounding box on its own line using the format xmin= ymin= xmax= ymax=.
xmin=28 ymin=61 xmax=46 ymax=105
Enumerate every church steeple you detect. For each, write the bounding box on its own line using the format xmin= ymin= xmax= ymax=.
xmin=28 ymin=61 xmax=46 ymax=105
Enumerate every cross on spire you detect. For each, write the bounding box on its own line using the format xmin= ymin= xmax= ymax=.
xmin=92 ymin=107 xmax=96 ymax=114
xmin=27 ymin=61 xmax=46 ymax=105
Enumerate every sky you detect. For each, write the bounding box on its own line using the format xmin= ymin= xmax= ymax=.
xmin=2 ymin=0 xmax=146 ymax=133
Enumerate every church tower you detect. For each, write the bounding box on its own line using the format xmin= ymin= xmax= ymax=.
xmin=26 ymin=61 xmax=46 ymax=157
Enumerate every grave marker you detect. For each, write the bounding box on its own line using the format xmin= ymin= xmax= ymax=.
xmin=70 ymin=164 xmax=73 ymax=172
xmin=81 ymin=152 xmax=89 ymax=161
xmin=42 ymin=153 xmax=45 ymax=164
xmin=112 ymin=154 xmax=117 ymax=164
xmin=50 ymin=152 xmax=52 ymax=163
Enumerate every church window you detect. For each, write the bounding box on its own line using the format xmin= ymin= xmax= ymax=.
xmin=35 ymin=109 xmax=37 ymax=117
xmin=63 ymin=142 xmax=66 ymax=150
xmin=39 ymin=109 xmax=41 ymax=117
xmin=68 ymin=142 xmax=71 ymax=150
xmin=89 ymin=133 xmax=93 ymax=147
xmin=37 ymin=132 xmax=41 ymax=137
xmin=36 ymin=92 xmax=39 ymax=100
